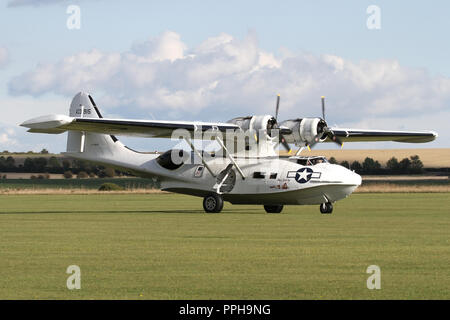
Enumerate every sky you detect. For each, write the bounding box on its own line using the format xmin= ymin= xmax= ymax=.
xmin=0 ymin=0 xmax=449 ymax=153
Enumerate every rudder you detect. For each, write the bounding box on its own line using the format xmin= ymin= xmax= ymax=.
xmin=66 ymin=92 xmax=120 ymax=156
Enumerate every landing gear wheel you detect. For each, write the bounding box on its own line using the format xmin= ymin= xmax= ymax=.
xmin=320 ymin=202 xmax=333 ymax=214
xmin=203 ymin=193 xmax=224 ymax=213
xmin=264 ymin=205 xmax=284 ymax=213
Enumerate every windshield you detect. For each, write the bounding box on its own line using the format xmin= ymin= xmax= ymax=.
xmin=293 ymin=156 xmax=328 ymax=166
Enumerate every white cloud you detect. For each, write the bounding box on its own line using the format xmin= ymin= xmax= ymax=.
xmin=0 ymin=47 xmax=9 ymax=68
xmin=0 ymin=126 xmax=17 ymax=149
xmin=0 ymin=96 xmax=71 ymax=152
xmin=130 ymin=31 xmax=186 ymax=63
xmin=0 ymin=96 xmax=67 ymax=125
xmin=0 ymin=123 xmax=66 ymax=153
xmin=8 ymin=31 xmax=450 ymax=148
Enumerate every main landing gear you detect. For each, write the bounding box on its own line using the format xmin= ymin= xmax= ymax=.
xmin=320 ymin=202 xmax=333 ymax=214
xmin=263 ymin=205 xmax=284 ymax=213
xmin=203 ymin=193 xmax=224 ymax=213
xmin=202 ymin=195 xmax=332 ymax=215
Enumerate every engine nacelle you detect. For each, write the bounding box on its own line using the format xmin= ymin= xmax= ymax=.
xmin=279 ymin=118 xmax=327 ymax=146
xmin=227 ymin=115 xmax=277 ymax=137
xmin=226 ymin=115 xmax=279 ymax=155
xmin=227 ymin=115 xmax=327 ymax=150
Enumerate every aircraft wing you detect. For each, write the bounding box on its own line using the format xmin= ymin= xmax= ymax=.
xmin=21 ymin=114 xmax=240 ymax=138
xmin=327 ymin=128 xmax=438 ymax=143
xmin=21 ymin=115 xmax=438 ymax=143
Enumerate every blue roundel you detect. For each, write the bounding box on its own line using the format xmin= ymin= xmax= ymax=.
xmin=295 ymin=168 xmax=313 ymax=183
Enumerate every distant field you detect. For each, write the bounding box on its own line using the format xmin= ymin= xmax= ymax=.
xmin=282 ymin=148 xmax=450 ymax=168
xmin=0 ymin=177 xmax=156 ymax=191
xmin=0 ymin=153 xmax=58 ymax=158
xmin=0 ymin=193 xmax=448 ymax=299
xmin=1 ymin=173 xmax=65 ymax=179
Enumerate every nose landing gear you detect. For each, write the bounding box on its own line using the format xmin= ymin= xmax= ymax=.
xmin=320 ymin=202 xmax=333 ymax=214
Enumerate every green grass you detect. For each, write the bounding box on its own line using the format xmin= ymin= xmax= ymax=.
xmin=0 ymin=193 xmax=448 ymax=300
xmin=363 ymin=179 xmax=449 ymax=186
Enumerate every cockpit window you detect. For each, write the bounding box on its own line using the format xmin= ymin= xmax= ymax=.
xmin=292 ymin=156 xmax=329 ymax=166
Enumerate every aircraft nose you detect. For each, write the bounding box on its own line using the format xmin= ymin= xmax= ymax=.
xmin=350 ymin=170 xmax=362 ymax=186
xmin=341 ymin=166 xmax=361 ymax=186
xmin=321 ymin=165 xmax=362 ymax=202
xmin=340 ymin=167 xmax=361 ymax=198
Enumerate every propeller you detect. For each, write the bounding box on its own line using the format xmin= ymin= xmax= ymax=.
xmin=306 ymin=96 xmax=344 ymax=150
xmin=275 ymin=94 xmax=281 ymax=121
xmin=321 ymin=96 xmax=326 ymax=121
xmin=273 ymin=94 xmax=292 ymax=153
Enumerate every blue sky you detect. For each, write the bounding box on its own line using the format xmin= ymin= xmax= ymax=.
xmin=1 ymin=0 xmax=449 ymax=152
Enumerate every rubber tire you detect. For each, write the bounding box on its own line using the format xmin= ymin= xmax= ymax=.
xmin=264 ymin=205 xmax=284 ymax=213
xmin=320 ymin=202 xmax=333 ymax=214
xmin=203 ymin=194 xmax=224 ymax=213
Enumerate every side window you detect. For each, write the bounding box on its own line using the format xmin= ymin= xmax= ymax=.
xmin=252 ymin=172 xmax=265 ymax=179
xmin=269 ymin=173 xmax=277 ymax=179
xmin=194 ymin=165 xmax=204 ymax=177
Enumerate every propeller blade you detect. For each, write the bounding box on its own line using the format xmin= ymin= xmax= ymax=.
xmin=275 ymin=94 xmax=280 ymax=120
xmin=306 ymin=96 xmax=344 ymax=150
xmin=280 ymin=135 xmax=291 ymax=153
xmin=306 ymin=133 xmax=322 ymax=151
xmin=324 ymin=129 xmax=344 ymax=148
xmin=330 ymin=133 xmax=344 ymax=148
xmin=321 ymin=96 xmax=325 ymax=121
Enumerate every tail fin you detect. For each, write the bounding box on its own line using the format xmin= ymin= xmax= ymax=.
xmin=66 ymin=92 xmax=120 ymax=156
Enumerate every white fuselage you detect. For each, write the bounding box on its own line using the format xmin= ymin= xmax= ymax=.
xmin=67 ymin=144 xmax=361 ymax=205
xmin=159 ymin=156 xmax=362 ymax=205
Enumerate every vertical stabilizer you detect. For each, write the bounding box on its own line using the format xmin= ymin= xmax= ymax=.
xmin=66 ymin=92 xmax=120 ymax=157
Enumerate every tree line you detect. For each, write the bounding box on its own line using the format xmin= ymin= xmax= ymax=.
xmin=0 ymin=156 xmax=122 ymax=178
xmin=328 ymin=155 xmax=424 ymax=175
xmin=0 ymin=153 xmax=427 ymax=177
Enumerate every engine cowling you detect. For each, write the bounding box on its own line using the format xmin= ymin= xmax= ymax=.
xmin=226 ymin=115 xmax=328 ymax=149
xmin=226 ymin=115 xmax=281 ymax=155
xmin=227 ymin=115 xmax=278 ymax=137
xmin=279 ymin=118 xmax=328 ymax=146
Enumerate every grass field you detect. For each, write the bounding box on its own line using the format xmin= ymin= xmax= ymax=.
xmin=0 ymin=193 xmax=448 ymax=300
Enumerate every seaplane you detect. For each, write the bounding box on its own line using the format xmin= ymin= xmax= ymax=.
xmin=21 ymin=92 xmax=437 ymax=214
